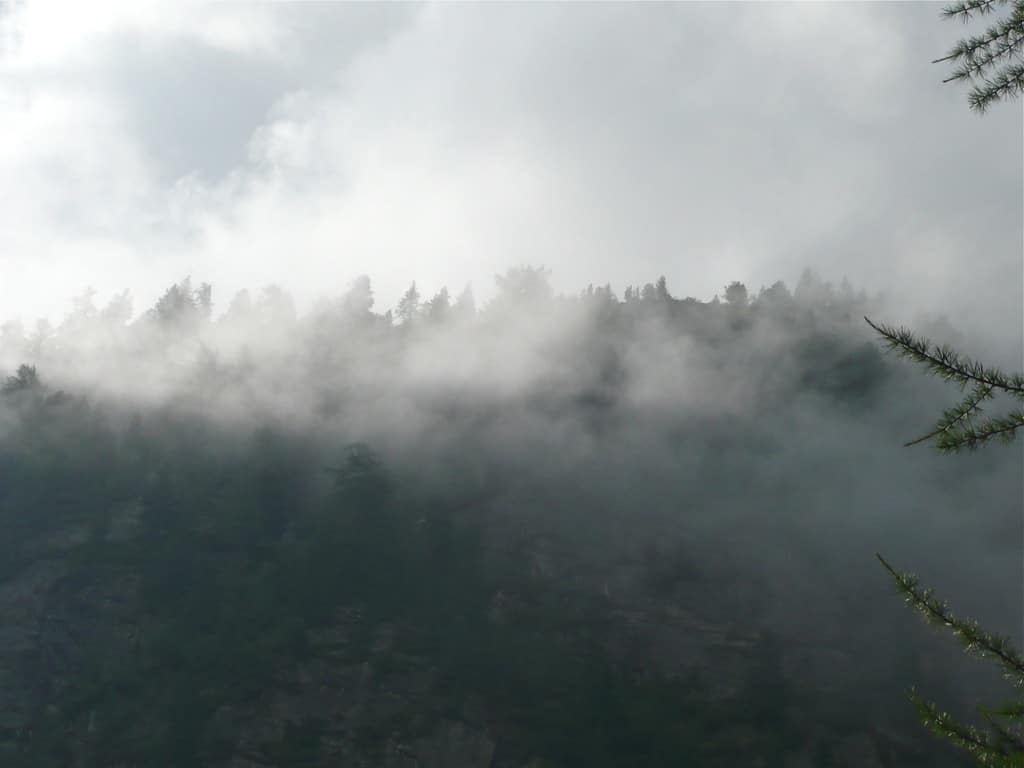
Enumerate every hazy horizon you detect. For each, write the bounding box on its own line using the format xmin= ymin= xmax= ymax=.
xmin=0 ymin=2 xmax=1020 ymax=353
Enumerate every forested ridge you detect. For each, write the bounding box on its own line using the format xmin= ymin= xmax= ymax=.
xmin=0 ymin=269 xmax=1018 ymax=767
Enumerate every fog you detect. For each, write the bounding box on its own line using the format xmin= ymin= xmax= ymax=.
xmin=0 ymin=3 xmax=1020 ymax=346
xmin=1 ymin=2 xmax=1022 ymax=765
xmin=0 ymin=269 xmax=1018 ymax=764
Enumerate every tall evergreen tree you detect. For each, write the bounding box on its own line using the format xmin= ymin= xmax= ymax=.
xmin=453 ymin=283 xmax=476 ymax=320
xmin=424 ymin=286 xmax=450 ymax=324
xmin=396 ymin=281 xmax=421 ymax=325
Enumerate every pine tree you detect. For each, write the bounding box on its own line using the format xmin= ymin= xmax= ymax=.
xmin=453 ymin=283 xmax=476 ymax=321
xmin=723 ymin=281 xmax=749 ymax=308
xmin=424 ymin=286 xmax=450 ymax=324
xmin=864 ymin=6 xmax=1024 ymax=760
xmin=396 ymin=281 xmax=420 ymax=325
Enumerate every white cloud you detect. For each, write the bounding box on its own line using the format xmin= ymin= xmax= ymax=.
xmin=0 ymin=2 xmax=1018 ymax=350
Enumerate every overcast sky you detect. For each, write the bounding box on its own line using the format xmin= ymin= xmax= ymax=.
xmin=0 ymin=1 xmax=1020 ymax=347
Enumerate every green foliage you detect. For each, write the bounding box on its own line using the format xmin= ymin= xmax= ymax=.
xmin=876 ymin=556 xmax=1024 ymax=687
xmin=869 ymin=314 xmax=1024 ymax=764
xmin=877 ymin=555 xmax=1024 ymax=765
xmin=874 ymin=30 xmax=1024 ymax=754
xmin=937 ymin=0 xmax=1024 ymax=112
xmin=866 ymin=318 xmax=1024 ymax=451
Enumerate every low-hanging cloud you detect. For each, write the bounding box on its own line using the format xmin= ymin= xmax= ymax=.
xmin=0 ymin=3 xmax=1019 ymax=357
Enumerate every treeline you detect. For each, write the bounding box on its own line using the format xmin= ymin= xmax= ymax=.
xmin=0 ymin=266 xmax=885 ymax=425
xmin=0 ymin=266 xmax=870 ymax=356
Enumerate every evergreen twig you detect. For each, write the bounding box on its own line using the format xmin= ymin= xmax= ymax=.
xmin=936 ymin=0 xmax=1024 ymax=110
xmin=865 ymin=318 xmax=1024 ymax=396
xmin=942 ymin=0 xmax=1012 ymax=21
xmin=865 ymin=317 xmax=1024 ymax=451
xmin=911 ymin=692 xmax=1024 ymax=765
xmin=903 ymin=382 xmax=994 ymax=447
xmin=935 ymin=410 xmax=1024 ymax=452
xmin=876 ymin=555 xmax=1024 ymax=687
xmin=877 ymin=555 xmax=1024 ymax=763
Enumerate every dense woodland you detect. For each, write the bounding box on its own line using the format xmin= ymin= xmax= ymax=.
xmin=0 ymin=268 xmax=1019 ymax=766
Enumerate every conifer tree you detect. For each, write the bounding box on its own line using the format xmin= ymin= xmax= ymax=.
xmin=396 ymin=281 xmax=420 ymax=325
xmin=424 ymin=286 xmax=450 ymax=324
xmin=864 ymin=5 xmax=1024 ymax=761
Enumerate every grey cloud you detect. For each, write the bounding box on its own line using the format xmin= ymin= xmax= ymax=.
xmin=0 ymin=3 xmax=1018 ymax=356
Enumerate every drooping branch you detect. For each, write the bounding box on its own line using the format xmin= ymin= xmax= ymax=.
xmin=938 ymin=0 xmax=1024 ymax=110
xmin=904 ymin=382 xmax=994 ymax=448
xmin=865 ymin=318 xmax=1024 ymax=397
xmin=935 ymin=410 xmax=1024 ymax=451
xmin=877 ymin=554 xmax=1024 ymax=687
xmin=969 ymin=62 xmax=1024 ymax=112
xmin=910 ymin=692 xmax=1022 ymax=764
xmin=942 ymin=0 xmax=1013 ymax=22
xmin=866 ymin=318 xmax=1024 ymax=450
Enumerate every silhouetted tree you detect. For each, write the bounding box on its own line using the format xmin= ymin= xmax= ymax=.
xmin=62 ymin=288 xmax=98 ymax=334
xmin=27 ymin=319 xmax=51 ymax=358
xmin=655 ymin=275 xmax=672 ymax=302
xmin=225 ymin=289 xmax=253 ymax=323
xmin=101 ymin=290 xmax=133 ymax=326
xmin=425 ymin=287 xmax=450 ymax=323
xmin=795 ymin=269 xmax=833 ymax=307
xmin=341 ymin=275 xmax=374 ymax=318
xmin=757 ymin=281 xmax=793 ymax=309
xmin=493 ymin=266 xmax=552 ymax=307
xmin=152 ymin=278 xmax=212 ymax=329
xmin=453 ymin=283 xmax=476 ymax=321
xmin=256 ymin=285 xmax=297 ymax=329
xmin=2 ymin=364 xmax=41 ymax=394
xmin=396 ymin=281 xmax=421 ymax=325
xmin=723 ymin=281 xmax=749 ymax=307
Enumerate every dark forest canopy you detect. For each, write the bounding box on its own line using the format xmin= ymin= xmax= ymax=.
xmin=0 ymin=268 xmax=1018 ymax=767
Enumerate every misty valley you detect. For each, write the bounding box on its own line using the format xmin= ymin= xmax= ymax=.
xmin=0 ymin=269 xmax=1019 ymax=767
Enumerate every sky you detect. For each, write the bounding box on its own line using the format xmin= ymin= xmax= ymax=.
xmin=0 ymin=0 xmax=1020 ymax=350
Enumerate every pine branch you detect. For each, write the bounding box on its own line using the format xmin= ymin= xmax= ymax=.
xmin=934 ymin=410 xmax=1024 ymax=452
xmin=876 ymin=554 xmax=1024 ymax=687
xmin=911 ymin=692 xmax=1024 ymax=764
xmin=942 ymin=0 xmax=1013 ymax=22
xmin=970 ymin=62 xmax=1024 ymax=111
xmin=865 ymin=318 xmax=1024 ymax=397
xmin=937 ymin=4 xmax=1024 ymax=66
xmin=904 ymin=383 xmax=995 ymax=447
xmin=937 ymin=0 xmax=1024 ymax=110
xmin=937 ymin=13 xmax=1024 ymax=66
xmin=980 ymin=706 xmax=1024 ymax=753
xmin=865 ymin=318 xmax=1024 ymax=450
xmin=941 ymin=26 xmax=1024 ymax=82
xmin=983 ymin=703 xmax=1024 ymax=722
